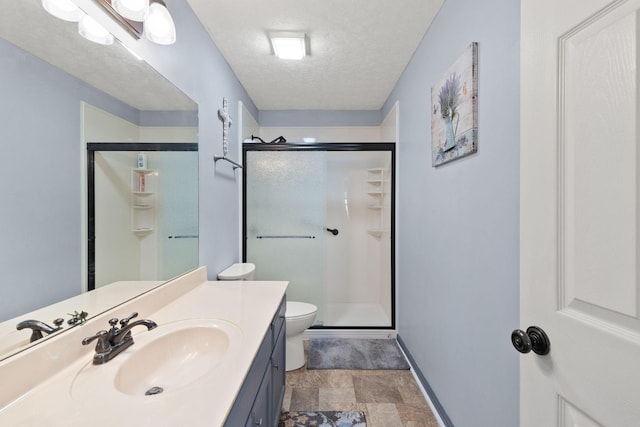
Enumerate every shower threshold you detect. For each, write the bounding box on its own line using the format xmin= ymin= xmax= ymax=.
xmin=322 ymin=303 xmax=391 ymax=327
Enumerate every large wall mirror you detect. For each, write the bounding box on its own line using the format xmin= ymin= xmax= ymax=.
xmin=0 ymin=1 xmax=199 ymax=360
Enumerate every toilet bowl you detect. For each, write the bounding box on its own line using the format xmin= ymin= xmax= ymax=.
xmin=217 ymin=263 xmax=318 ymax=371
xmin=217 ymin=263 xmax=255 ymax=280
xmin=285 ymin=301 xmax=317 ymax=371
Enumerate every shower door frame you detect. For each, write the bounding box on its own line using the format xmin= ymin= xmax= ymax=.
xmin=86 ymin=142 xmax=198 ymax=291
xmin=242 ymin=142 xmax=396 ymax=330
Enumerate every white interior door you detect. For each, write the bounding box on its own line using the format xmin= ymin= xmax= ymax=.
xmin=521 ymin=0 xmax=640 ymax=425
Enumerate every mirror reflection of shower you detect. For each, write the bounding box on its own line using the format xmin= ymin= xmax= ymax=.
xmin=244 ymin=144 xmax=394 ymax=329
xmin=89 ymin=145 xmax=198 ymax=290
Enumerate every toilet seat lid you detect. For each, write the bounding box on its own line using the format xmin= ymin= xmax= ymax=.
xmin=217 ymin=263 xmax=255 ymax=280
xmin=286 ymin=301 xmax=318 ymax=318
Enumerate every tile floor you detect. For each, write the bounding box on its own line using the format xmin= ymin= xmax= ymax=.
xmin=281 ymin=362 xmax=440 ymax=427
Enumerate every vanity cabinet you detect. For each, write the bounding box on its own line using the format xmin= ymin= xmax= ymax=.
xmin=225 ymin=297 xmax=286 ymax=426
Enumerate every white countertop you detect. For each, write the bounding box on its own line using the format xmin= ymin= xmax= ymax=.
xmin=0 ymin=268 xmax=288 ymax=426
xmin=0 ymin=280 xmax=163 ymax=360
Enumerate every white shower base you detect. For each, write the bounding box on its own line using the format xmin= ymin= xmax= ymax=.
xmin=323 ymin=303 xmax=391 ymax=327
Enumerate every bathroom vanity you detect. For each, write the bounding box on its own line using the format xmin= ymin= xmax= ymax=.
xmin=0 ymin=268 xmax=288 ymax=426
xmin=225 ymin=296 xmax=286 ymax=426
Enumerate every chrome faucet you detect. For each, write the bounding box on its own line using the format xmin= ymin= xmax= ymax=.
xmin=17 ymin=318 xmax=64 ymax=342
xmin=82 ymin=312 xmax=158 ymax=365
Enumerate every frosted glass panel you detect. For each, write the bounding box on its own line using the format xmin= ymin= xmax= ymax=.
xmin=157 ymin=151 xmax=199 ymax=280
xmin=245 ymin=147 xmax=394 ymax=328
xmin=94 ymin=150 xmax=198 ymax=288
xmin=246 ymin=151 xmax=327 ymax=323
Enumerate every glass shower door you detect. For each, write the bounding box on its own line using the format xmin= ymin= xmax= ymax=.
xmin=156 ymin=151 xmax=199 ymax=280
xmin=245 ymin=151 xmax=327 ymax=325
xmin=90 ymin=147 xmax=198 ymax=290
xmin=244 ymin=144 xmax=395 ymax=329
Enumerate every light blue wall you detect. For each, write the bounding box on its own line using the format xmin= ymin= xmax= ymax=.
xmin=383 ymin=0 xmax=520 ymax=425
xmin=140 ymin=110 xmax=198 ymax=127
xmin=131 ymin=0 xmax=258 ymax=280
xmin=0 ymin=38 xmax=149 ymax=321
xmin=259 ymin=110 xmax=381 ymax=127
xmin=0 ymin=0 xmax=255 ymax=320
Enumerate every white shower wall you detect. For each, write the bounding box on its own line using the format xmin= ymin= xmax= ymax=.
xmin=94 ymin=152 xmax=159 ymax=287
xmin=323 ymin=154 xmax=392 ymax=326
xmin=325 ymin=167 xmax=378 ymax=303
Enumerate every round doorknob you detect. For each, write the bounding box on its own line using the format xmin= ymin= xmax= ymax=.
xmin=511 ymin=326 xmax=550 ymax=355
xmin=511 ymin=329 xmax=532 ymax=353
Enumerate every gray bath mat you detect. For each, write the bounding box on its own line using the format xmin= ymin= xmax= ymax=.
xmin=279 ymin=411 xmax=366 ymax=426
xmin=307 ymin=338 xmax=410 ymax=370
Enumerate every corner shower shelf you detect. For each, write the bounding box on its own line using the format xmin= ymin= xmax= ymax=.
xmin=131 ymin=169 xmax=156 ymax=236
xmin=133 ymin=228 xmax=153 ymax=235
xmin=366 ymin=168 xmax=387 ymax=238
xmin=367 ymin=229 xmax=385 ymax=238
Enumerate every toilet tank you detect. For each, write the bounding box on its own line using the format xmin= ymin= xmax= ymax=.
xmin=217 ymin=263 xmax=256 ymax=280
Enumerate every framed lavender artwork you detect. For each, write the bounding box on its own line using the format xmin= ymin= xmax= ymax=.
xmin=431 ymin=42 xmax=478 ymax=167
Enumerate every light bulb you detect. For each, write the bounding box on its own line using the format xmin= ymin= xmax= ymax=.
xmin=112 ymin=0 xmax=149 ymax=22
xmin=78 ymin=13 xmax=114 ymax=45
xmin=42 ymin=0 xmax=83 ymax=22
xmin=144 ymin=1 xmax=176 ymax=45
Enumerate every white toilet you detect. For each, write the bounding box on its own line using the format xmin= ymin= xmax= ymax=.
xmin=285 ymin=301 xmax=317 ymax=371
xmin=217 ymin=263 xmax=318 ymax=371
xmin=217 ymin=262 xmax=255 ymax=280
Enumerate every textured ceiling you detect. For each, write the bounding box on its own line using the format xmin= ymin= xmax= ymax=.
xmin=186 ymin=0 xmax=444 ymax=111
xmin=5 ymin=1 xmax=443 ymax=113
xmin=1 ymin=0 xmax=195 ymax=111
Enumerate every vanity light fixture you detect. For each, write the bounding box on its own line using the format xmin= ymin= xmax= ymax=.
xmin=269 ymin=32 xmax=308 ymax=60
xmin=144 ymin=0 xmax=176 ymax=45
xmin=111 ymin=0 xmax=149 ymax=22
xmin=78 ymin=13 xmax=115 ymax=45
xmin=95 ymin=0 xmax=175 ymax=45
xmin=41 ymin=0 xmax=84 ymax=22
xmin=42 ymin=0 xmax=176 ymax=46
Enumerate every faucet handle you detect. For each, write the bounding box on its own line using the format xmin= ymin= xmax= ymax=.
xmin=82 ymin=330 xmax=110 ymax=354
xmin=53 ymin=318 xmax=64 ymax=328
xmin=16 ymin=319 xmax=61 ymax=343
xmin=119 ymin=312 xmax=139 ymax=327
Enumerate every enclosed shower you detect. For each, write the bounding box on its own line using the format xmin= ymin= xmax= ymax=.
xmin=88 ymin=143 xmax=199 ymax=290
xmin=243 ymin=143 xmax=394 ymax=329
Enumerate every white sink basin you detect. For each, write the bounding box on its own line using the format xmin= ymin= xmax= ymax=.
xmin=71 ymin=319 xmax=242 ymax=398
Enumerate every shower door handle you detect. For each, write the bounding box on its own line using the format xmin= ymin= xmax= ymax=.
xmin=326 ymin=228 xmax=339 ymax=236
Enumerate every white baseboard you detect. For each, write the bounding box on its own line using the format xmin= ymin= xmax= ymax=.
xmin=303 ymin=329 xmax=397 ymax=339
